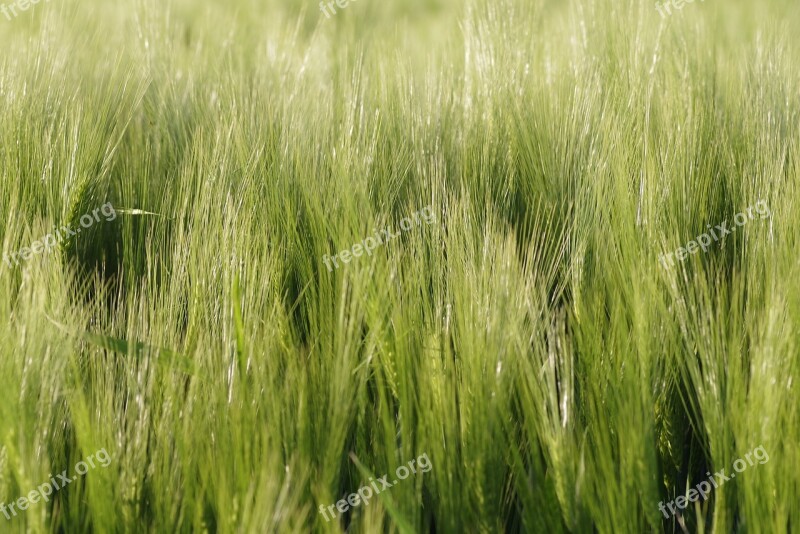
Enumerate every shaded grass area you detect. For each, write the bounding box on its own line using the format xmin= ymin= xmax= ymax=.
xmin=0 ymin=0 xmax=799 ymax=531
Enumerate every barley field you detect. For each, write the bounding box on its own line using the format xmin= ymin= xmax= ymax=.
xmin=1 ymin=0 xmax=799 ymax=532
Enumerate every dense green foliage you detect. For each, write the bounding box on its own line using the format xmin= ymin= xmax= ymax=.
xmin=1 ymin=0 xmax=798 ymax=531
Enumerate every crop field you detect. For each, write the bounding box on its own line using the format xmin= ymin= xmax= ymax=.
xmin=1 ymin=0 xmax=799 ymax=532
